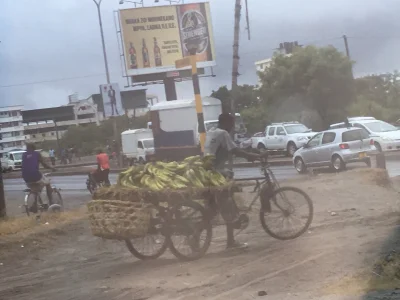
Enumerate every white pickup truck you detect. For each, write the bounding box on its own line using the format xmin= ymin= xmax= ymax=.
xmin=252 ymin=122 xmax=316 ymax=156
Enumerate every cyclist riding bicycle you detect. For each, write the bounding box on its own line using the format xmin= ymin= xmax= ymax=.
xmin=22 ymin=143 xmax=56 ymax=210
xmin=204 ymin=113 xmax=265 ymax=250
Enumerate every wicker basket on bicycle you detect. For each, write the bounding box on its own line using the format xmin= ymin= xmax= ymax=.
xmin=87 ymin=182 xmax=239 ymax=240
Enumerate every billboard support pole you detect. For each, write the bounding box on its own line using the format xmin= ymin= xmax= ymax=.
xmin=164 ymin=78 xmax=177 ymax=101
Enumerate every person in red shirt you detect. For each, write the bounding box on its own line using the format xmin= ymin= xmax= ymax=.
xmin=96 ymin=149 xmax=110 ymax=186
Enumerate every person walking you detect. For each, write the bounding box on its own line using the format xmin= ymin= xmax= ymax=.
xmin=49 ymin=148 xmax=56 ymax=166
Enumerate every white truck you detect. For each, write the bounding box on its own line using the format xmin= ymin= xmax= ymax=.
xmin=149 ymin=97 xmax=247 ymax=161
xmin=121 ymin=129 xmax=154 ymax=165
xmin=252 ymin=122 xmax=316 ymax=156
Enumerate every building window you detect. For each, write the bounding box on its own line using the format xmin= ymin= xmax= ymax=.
xmin=12 ymin=111 xmax=18 ymax=117
xmin=51 ymin=132 xmax=55 ymax=136
xmin=32 ymin=134 xmax=36 ymax=138
xmin=42 ymin=133 xmax=46 ymax=137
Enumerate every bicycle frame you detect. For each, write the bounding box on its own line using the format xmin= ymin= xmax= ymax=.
xmin=236 ymin=161 xmax=290 ymax=215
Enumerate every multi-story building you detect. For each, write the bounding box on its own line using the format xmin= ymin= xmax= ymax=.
xmin=0 ymin=105 xmax=26 ymax=156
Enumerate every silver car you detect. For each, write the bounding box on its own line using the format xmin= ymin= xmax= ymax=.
xmin=292 ymin=127 xmax=375 ymax=173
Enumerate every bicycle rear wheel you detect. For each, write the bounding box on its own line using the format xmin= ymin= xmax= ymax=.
xmin=125 ymin=205 xmax=168 ymax=260
xmin=168 ymin=200 xmax=212 ymax=261
xmin=260 ymin=186 xmax=313 ymax=240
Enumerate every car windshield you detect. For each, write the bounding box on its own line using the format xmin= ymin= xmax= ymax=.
xmin=284 ymin=124 xmax=310 ymax=134
xmin=364 ymin=121 xmax=398 ymax=132
xmin=12 ymin=152 xmax=24 ymax=160
xmin=143 ymin=140 xmax=154 ymax=148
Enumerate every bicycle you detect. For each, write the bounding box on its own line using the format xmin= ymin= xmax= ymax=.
xmin=23 ymin=173 xmax=64 ymax=217
xmin=167 ymin=158 xmax=314 ymax=261
xmin=125 ymin=159 xmax=313 ymax=262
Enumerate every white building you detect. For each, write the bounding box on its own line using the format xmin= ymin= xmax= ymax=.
xmin=0 ymin=105 xmax=26 ymax=156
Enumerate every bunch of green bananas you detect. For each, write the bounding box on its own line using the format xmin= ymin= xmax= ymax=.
xmin=117 ymin=155 xmax=227 ymax=191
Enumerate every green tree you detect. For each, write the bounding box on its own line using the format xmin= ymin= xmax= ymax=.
xmin=211 ymin=84 xmax=259 ymax=113
xmin=350 ymin=72 xmax=400 ymax=122
xmin=258 ymin=45 xmax=354 ymax=129
xmin=60 ymin=114 xmax=149 ymax=155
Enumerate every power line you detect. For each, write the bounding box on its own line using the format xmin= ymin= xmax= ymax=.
xmin=0 ymin=72 xmax=118 ymax=88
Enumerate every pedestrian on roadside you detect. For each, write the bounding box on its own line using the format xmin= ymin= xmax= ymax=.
xmin=60 ymin=148 xmax=67 ymax=165
xmin=49 ymin=148 xmax=56 ymax=166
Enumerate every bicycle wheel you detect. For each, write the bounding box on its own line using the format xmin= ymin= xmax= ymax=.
xmin=125 ymin=205 xmax=168 ymax=260
xmin=260 ymin=186 xmax=313 ymax=240
xmin=51 ymin=190 xmax=64 ymax=211
xmin=168 ymin=200 xmax=212 ymax=261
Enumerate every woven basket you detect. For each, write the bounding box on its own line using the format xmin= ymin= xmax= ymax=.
xmin=87 ymin=200 xmax=151 ymax=240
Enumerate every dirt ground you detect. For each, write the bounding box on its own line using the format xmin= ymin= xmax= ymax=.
xmin=1 ymin=169 xmax=400 ymax=300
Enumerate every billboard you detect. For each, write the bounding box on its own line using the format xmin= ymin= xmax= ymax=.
xmin=119 ymin=2 xmax=216 ymax=76
xmin=100 ymin=83 xmax=123 ymax=117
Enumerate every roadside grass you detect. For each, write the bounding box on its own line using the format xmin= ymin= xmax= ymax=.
xmin=323 ymin=256 xmax=400 ymax=296
xmin=0 ymin=207 xmax=87 ymax=237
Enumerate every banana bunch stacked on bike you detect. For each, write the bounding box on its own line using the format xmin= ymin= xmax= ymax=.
xmin=117 ymin=155 xmax=227 ymax=191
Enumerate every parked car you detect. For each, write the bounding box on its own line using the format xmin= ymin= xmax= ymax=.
xmin=292 ymin=127 xmax=375 ymax=174
xmin=253 ymin=122 xmax=316 ymax=156
xmin=330 ymin=116 xmax=400 ymax=152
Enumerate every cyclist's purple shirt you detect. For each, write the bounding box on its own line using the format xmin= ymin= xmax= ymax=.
xmin=22 ymin=150 xmax=42 ymax=183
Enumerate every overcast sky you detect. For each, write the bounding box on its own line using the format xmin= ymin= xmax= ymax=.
xmin=1 ymin=0 xmax=400 ymax=109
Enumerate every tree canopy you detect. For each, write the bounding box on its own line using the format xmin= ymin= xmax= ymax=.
xmin=258 ymin=45 xmax=354 ymax=129
xmin=59 ymin=114 xmax=148 ymax=155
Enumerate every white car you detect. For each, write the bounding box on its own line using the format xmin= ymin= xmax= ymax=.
xmin=252 ymin=122 xmax=316 ymax=156
xmin=330 ymin=117 xmax=400 ymax=152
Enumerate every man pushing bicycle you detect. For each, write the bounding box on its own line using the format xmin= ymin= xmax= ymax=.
xmin=204 ymin=113 xmax=268 ymax=250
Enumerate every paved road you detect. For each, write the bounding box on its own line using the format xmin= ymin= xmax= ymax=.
xmin=3 ymin=165 xmax=297 ymax=192
xmin=5 ymin=157 xmax=400 ymax=193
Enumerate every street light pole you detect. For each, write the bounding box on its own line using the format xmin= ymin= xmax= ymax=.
xmin=93 ymin=0 xmax=111 ymax=84
xmin=92 ymin=0 xmax=122 ymax=166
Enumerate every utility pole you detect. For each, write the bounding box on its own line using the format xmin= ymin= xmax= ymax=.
xmin=92 ymin=0 xmax=122 ymax=167
xmin=0 ymin=162 xmax=5 ymax=219
xmin=343 ymin=34 xmax=354 ymax=77
xmin=231 ymin=0 xmax=241 ymax=113
xmin=0 ymin=130 xmax=5 ymax=219
xmin=228 ymin=0 xmax=242 ymax=172
xmin=343 ymin=35 xmax=350 ymax=59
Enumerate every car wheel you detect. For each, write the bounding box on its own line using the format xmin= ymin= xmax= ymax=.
xmin=331 ymin=155 xmax=346 ymax=172
xmin=257 ymin=143 xmax=266 ymax=153
xmin=374 ymin=142 xmax=382 ymax=152
xmin=294 ymin=157 xmax=307 ymax=174
xmin=287 ymin=142 xmax=297 ymax=157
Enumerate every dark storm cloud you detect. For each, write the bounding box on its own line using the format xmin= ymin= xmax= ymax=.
xmin=1 ymin=0 xmax=400 ymax=108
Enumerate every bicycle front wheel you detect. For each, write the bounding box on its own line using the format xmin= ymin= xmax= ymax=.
xmin=260 ymin=186 xmax=313 ymax=240
xmin=168 ymin=200 xmax=212 ymax=261
xmin=125 ymin=205 xmax=168 ymax=260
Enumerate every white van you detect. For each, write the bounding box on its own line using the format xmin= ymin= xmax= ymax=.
xmin=2 ymin=150 xmax=25 ymax=171
xmin=121 ymin=129 xmax=154 ymax=164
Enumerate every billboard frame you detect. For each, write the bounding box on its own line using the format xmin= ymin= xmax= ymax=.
xmin=114 ymin=2 xmax=217 ymax=86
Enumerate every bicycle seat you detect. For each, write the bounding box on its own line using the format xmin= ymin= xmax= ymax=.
xmin=24 ymin=188 xmax=31 ymax=193
xmin=44 ymin=173 xmax=52 ymax=177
